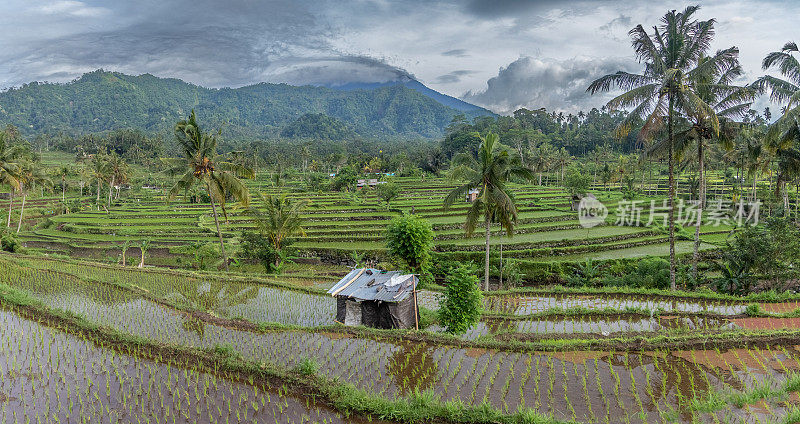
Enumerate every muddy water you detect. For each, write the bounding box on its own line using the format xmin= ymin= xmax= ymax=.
xmin=429 ymin=315 xmax=736 ymax=340
xmin=0 ymin=308 xmax=372 ymax=424
xmin=6 ymin=273 xmax=800 ymax=424
xmin=418 ymin=291 xmax=748 ymax=315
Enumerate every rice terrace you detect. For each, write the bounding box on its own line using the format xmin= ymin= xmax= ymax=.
xmin=2 ymin=1 xmax=800 ymax=423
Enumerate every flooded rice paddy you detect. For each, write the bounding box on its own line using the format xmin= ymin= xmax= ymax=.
xmin=0 ymin=307 xmax=371 ymax=424
xmin=4 ymin=262 xmax=800 ymax=423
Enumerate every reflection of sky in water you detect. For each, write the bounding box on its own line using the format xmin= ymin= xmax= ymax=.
xmin=11 ymin=276 xmax=800 ymax=424
xmin=430 ymin=316 xmax=736 ymax=340
xmin=418 ymin=291 xmax=747 ymax=315
xmin=0 ymin=309 xmax=371 ymax=424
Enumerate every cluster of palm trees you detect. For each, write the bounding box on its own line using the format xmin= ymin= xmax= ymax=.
xmin=0 ymin=132 xmax=51 ymax=233
xmin=527 ymin=144 xmax=572 ymax=186
xmin=88 ymin=151 xmax=131 ymax=210
xmin=589 ymin=5 xmax=800 ymax=288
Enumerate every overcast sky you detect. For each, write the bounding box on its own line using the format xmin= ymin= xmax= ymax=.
xmin=0 ymin=0 xmax=795 ymax=114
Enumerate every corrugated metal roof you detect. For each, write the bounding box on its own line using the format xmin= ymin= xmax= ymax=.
xmin=327 ymin=268 xmax=417 ymax=302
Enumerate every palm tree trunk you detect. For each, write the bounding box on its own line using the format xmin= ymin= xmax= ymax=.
xmin=668 ymin=95 xmax=677 ymax=291
xmin=138 ymin=249 xmax=145 ymax=268
xmin=6 ymin=191 xmax=13 ymax=228
xmin=484 ymin=215 xmax=491 ymax=291
xmin=538 ymin=172 xmax=542 ymax=186
xmin=207 ymin=184 xmax=229 ymax=271
xmin=96 ymin=178 xmax=101 ymax=210
xmin=62 ymin=177 xmax=65 ymax=202
xmin=122 ymin=249 xmax=126 ymax=267
xmin=107 ymin=175 xmax=115 ymax=208
xmin=16 ymin=194 xmax=26 ymax=233
xmin=693 ymin=141 xmax=704 ymax=280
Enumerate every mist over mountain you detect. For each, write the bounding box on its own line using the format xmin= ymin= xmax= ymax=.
xmin=0 ymin=70 xmax=493 ymax=140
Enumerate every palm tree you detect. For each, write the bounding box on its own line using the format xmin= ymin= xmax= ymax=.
xmin=0 ymin=133 xmax=22 ymax=227
xmin=530 ymin=143 xmax=554 ymax=186
xmin=754 ymin=42 xmax=800 ymax=206
xmin=645 ymin=51 xmax=755 ymax=278
xmin=444 ymin=132 xmax=534 ymax=290
xmin=588 ymin=6 xmax=729 ymax=290
xmin=164 ymin=111 xmax=254 ymax=271
xmin=55 ymin=165 xmax=70 ymax=202
xmin=554 ymin=147 xmax=572 ymax=183
xmin=14 ymin=160 xmax=52 ymax=233
xmin=90 ymin=152 xmax=109 ymax=210
xmin=138 ymin=239 xmax=150 ymax=268
xmin=246 ymin=192 xmax=309 ymax=268
xmin=105 ymin=153 xmax=130 ymax=207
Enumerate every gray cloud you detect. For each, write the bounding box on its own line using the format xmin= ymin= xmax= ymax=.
xmin=0 ymin=0 xmax=414 ymax=89
xmin=442 ymin=49 xmax=469 ymax=57
xmin=434 ymin=70 xmax=476 ymax=84
xmin=462 ymin=56 xmax=638 ymax=114
xmin=0 ymin=0 xmax=795 ymax=114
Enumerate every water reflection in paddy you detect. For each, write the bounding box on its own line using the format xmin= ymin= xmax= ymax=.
xmin=8 ymin=271 xmax=800 ymax=424
xmin=418 ymin=291 xmax=748 ymax=315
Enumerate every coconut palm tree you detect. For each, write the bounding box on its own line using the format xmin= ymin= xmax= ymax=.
xmin=0 ymin=133 xmax=22 ymax=227
xmin=164 ymin=110 xmax=254 ymax=271
xmin=554 ymin=147 xmax=572 ymax=183
xmin=754 ymin=42 xmax=800 ymax=206
xmin=645 ymin=51 xmax=755 ymax=278
xmin=54 ymin=165 xmax=71 ymax=202
xmin=444 ymin=132 xmax=534 ymax=290
xmin=105 ymin=153 xmax=130 ymax=207
xmin=14 ymin=160 xmax=52 ymax=233
xmin=530 ymin=143 xmax=554 ymax=186
xmin=90 ymin=152 xmax=109 ymax=210
xmin=246 ymin=192 xmax=309 ymax=268
xmin=588 ymin=5 xmax=730 ymax=290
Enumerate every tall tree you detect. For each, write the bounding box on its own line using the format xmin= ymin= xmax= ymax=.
xmin=14 ymin=159 xmax=52 ymax=233
xmin=105 ymin=153 xmax=130 ymax=207
xmin=646 ymin=51 xmax=755 ymax=278
xmin=444 ymin=133 xmax=534 ymax=290
xmin=164 ymin=110 xmax=253 ymax=271
xmin=588 ymin=6 xmax=728 ymax=290
xmin=754 ymin=42 xmax=800 ymax=206
xmin=90 ymin=152 xmax=109 ymax=210
xmin=0 ymin=133 xmax=22 ymax=227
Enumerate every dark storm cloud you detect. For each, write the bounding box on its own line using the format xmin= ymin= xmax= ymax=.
xmin=268 ymin=55 xmax=416 ymax=86
xmin=0 ymin=0 xmax=415 ymax=89
xmin=464 ymin=0 xmax=554 ymax=17
xmin=434 ymin=70 xmax=477 ymax=84
xmin=442 ymin=49 xmax=469 ymax=57
xmin=462 ymin=56 xmax=638 ymax=113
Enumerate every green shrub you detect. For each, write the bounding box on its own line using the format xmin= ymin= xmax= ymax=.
xmin=385 ymin=214 xmax=434 ymax=287
xmin=565 ymin=259 xmax=602 ymax=287
xmin=602 ymin=257 xmax=670 ymax=289
xmin=0 ymin=228 xmax=19 ymax=252
xmin=239 ymin=230 xmax=280 ymax=273
xmin=438 ymin=264 xmax=483 ymax=335
xmin=294 ymin=357 xmax=319 ymax=376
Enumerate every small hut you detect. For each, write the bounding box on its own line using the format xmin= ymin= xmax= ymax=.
xmin=328 ymin=268 xmax=420 ymax=329
xmin=571 ymin=192 xmax=596 ymax=211
xmin=466 ymin=188 xmax=480 ymax=202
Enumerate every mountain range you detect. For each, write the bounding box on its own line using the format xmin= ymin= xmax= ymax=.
xmin=0 ymin=70 xmax=493 ymax=140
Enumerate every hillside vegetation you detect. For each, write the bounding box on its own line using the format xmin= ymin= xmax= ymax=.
xmin=0 ymin=70 xmax=491 ymax=139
